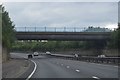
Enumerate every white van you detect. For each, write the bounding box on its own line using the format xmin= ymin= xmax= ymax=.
xmin=33 ymin=52 xmax=39 ymax=56
xmin=46 ymin=51 xmax=51 ymax=55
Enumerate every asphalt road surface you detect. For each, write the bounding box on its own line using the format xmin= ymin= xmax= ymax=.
xmin=11 ymin=53 xmax=119 ymax=79
xmin=32 ymin=56 xmax=118 ymax=79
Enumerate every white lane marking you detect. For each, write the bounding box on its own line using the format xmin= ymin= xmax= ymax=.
xmin=97 ymin=64 xmax=101 ymax=65
xmin=76 ymin=69 xmax=80 ymax=72
xmin=24 ymin=57 xmax=27 ymax=59
xmin=92 ymin=76 xmax=100 ymax=79
xmin=66 ymin=66 xmax=70 ymax=68
xmin=61 ymin=64 xmax=63 ymax=65
xmin=114 ymin=66 xmax=118 ymax=67
xmin=26 ymin=60 xmax=37 ymax=80
xmin=91 ymin=63 xmax=96 ymax=64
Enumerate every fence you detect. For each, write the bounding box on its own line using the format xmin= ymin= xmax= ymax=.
xmin=15 ymin=27 xmax=115 ymax=32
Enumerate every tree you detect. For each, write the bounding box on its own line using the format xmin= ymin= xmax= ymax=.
xmin=2 ymin=5 xmax=15 ymax=48
xmin=2 ymin=5 xmax=15 ymax=61
xmin=108 ymin=23 xmax=120 ymax=50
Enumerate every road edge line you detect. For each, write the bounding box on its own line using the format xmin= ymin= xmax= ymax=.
xmin=26 ymin=60 xmax=37 ymax=80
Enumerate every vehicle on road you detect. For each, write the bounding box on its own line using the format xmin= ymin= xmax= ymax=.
xmin=33 ymin=52 xmax=39 ymax=56
xmin=28 ymin=54 xmax=33 ymax=58
xmin=46 ymin=51 xmax=51 ymax=55
xmin=98 ymin=55 xmax=106 ymax=58
xmin=74 ymin=54 xmax=78 ymax=57
xmin=74 ymin=54 xmax=81 ymax=57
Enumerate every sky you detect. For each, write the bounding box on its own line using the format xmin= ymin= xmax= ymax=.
xmin=2 ymin=0 xmax=120 ymax=2
xmin=3 ymin=2 xmax=118 ymax=29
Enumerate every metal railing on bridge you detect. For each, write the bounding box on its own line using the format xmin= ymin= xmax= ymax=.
xmin=15 ymin=27 xmax=115 ymax=32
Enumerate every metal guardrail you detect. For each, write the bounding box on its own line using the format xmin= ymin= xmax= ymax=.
xmin=47 ymin=54 xmax=120 ymax=64
xmin=75 ymin=57 xmax=120 ymax=64
xmin=15 ymin=27 xmax=115 ymax=32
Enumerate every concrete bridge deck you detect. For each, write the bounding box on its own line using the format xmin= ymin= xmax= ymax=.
xmin=16 ymin=32 xmax=111 ymax=41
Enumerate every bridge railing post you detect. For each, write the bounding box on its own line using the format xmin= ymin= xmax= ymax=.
xmin=45 ymin=27 xmax=46 ymax=32
xmin=55 ymin=27 xmax=56 ymax=32
xmin=84 ymin=27 xmax=85 ymax=32
xmin=64 ymin=27 xmax=66 ymax=32
xmin=74 ymin=27 xmax=76 ymax=32
xmin=35 ymin=27 xmax=36 ymax=32
xmin=25 ymin=27 xmax=26 ymax=32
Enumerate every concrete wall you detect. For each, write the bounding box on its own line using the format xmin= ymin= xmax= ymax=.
xmin=16 ymin=32 xmax=111 ymax=41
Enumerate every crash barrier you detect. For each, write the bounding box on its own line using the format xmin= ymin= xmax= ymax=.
xmin=47 ymin=54 xmax=120 ymax=65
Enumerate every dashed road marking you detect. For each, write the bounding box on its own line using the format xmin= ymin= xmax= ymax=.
xmin=66 ymin=66 xmax=70 ymax=68
xmin=114 ymin=66 xmax=118 ymax=67
xmin=91 ymin=63 xmax=96 ymax=64
xmin=92 ymin=76 xmax=100 ymax=79
xmin=97 ymin=64 xmax=101 ymax=65
xmin=76 ymin=69 xmax=80 ymax=72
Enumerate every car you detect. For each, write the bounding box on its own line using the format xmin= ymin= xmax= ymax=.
xmin=33 ymin=52 xmax=39 ymax=56
xmin=46 ymin=51 xmax=51 ymax=55
xmin=98 ymin=55 xmax=106 ymax=58
xmin=28 ymin=54 xmax=33 ymax=58
xmin=74 ymin=54 xmax=82 ymax=58
xmin=74 ymin=54 xmax=79 ymax=57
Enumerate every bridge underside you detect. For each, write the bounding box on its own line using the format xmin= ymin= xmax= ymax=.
xmin=16 ymin=32 xmax=111 ymax=41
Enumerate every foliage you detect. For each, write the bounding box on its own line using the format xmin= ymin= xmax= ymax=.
xmin=11 ymin=40 xmax=107 ymax=53
xmin=84 ymin=26 xmax=111 ymax=32
xmin=0 ymin=5 xmax=2 ymax=41
xmin=107 ymin=24 xmax=120 ymax=50
xmin=2 ymin=5 xmax=15 ymax=49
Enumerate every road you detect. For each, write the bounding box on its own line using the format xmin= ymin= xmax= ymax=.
xmin=11 ymin=53 xmax=119 ymax=79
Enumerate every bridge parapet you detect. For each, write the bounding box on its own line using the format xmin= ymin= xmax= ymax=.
xmin=15 ymin=27 xmax=115 ymax=32
xmin=16 ymin=32 xmax=112 ymax=41
xmin=15 ymin=27 xmax=114 ymax=40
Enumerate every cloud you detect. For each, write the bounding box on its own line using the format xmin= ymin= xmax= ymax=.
xmin=4 ymin=2 xmax=118 ymax=28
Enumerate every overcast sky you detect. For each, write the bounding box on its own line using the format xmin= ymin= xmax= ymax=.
xmin=4 ymin=2 xmax=118 ymax=29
